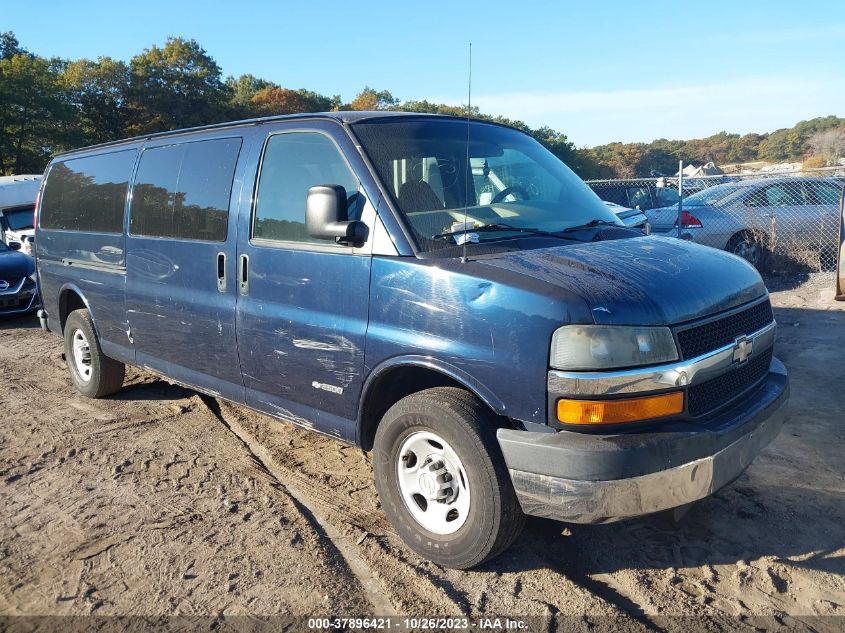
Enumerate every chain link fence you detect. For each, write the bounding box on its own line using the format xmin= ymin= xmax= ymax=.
xmin=587 ymin=166 xmax=845 ymax=274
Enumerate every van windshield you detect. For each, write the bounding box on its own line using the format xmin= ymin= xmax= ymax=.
xmin=3 ymin=206 xmax=35 ymax=231
xmin=352 ymin=118 xmax=618 ymax=253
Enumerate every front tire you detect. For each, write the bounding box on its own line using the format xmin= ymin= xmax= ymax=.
xmin=373 ymin=387 xmax=524 ymax=569
xmin=63 ymin=309 xmax=125 ymax=398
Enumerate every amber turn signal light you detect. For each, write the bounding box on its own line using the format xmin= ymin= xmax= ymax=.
xmin=556 ymin=391 xmax=684 ymax=425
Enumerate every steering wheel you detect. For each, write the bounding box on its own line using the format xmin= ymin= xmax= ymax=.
xmin=491 ymin=186 xmax=531 ymax=203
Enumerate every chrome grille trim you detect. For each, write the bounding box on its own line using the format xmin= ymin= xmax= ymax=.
xmin=547 ymin=321 xmax=776 ymax=397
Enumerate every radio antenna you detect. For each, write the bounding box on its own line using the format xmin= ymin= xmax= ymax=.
xmin=461 ymin=42 xmax=472 ymax=263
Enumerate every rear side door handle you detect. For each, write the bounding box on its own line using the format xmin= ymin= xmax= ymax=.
xmin=238 ymin=254 xmax=249 ymax=296
xmin=217 ymin=252 xmax=227 ymax=292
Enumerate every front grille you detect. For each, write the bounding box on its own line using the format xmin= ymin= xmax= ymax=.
xmin=0 ymin=297 xmax=23 ymax=310
xmin=676 ymin=299 xmax=774 ymax=359
xmin=687 ymin=347 xmax=773 ymax=417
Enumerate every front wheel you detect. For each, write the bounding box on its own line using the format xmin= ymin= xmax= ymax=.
xmin=63 ymin=309 xmax=125 ymax=398
xmin=373 ymin=387 xmax=525 ymax=569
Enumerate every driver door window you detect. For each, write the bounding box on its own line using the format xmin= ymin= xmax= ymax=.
xmin=253 ymin=132 xmax=360 ymax=245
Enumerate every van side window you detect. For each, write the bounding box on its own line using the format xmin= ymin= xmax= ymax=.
xmin=253 ymin=132 xmax=359 ymax=244
xmin=40 ymin=150 xmax=137 ymax=233
xmin=130 ymin=138 xmax=242 ymax=242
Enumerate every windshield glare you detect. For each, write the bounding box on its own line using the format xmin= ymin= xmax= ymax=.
xmin=684 ymin=184 xmax=739 ymax=206
xmin=352 ymin=119 xmax=618 ymax=252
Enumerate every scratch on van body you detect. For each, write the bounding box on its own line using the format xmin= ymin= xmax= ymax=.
xmin=292 ymin=335 xmax=358 ymax=354
xmin=260 ymin=401 xmax=313 ymax=428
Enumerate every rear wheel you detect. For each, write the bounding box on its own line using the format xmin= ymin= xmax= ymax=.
xmin=63 ymin=309 xmax=125 ymax=398
xmin=373 ymin=387 xmax=525 ymax=569
xmin=726 ymin=230 xmax=766 ymax=268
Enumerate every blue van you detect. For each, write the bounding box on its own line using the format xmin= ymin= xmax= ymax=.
xmin=35 ymin=112 xmax=789 ymax=569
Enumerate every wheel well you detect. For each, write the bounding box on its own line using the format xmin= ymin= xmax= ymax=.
xmin=59 ymin=289 xmax=86 ymax=333
xmin=728 ymin=228 xmax=769 ymax=248
xmin=359 ymin=366 xmax=473 ymax=451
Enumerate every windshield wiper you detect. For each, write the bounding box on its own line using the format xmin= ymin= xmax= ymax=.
xmin=432 ymin=222 xmax=578 ymax=242
xmin=561 ymin=219 xmax=621 ymax=233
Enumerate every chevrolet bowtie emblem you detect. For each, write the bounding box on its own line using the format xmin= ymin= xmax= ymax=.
xmin=732 ymin=335 xmax=753 ymax=364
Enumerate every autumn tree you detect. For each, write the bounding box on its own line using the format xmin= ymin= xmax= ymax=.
xmin=349 ymin=87 xmax=398 ymax=111
xmin=807 ymin=127 xmax=845 ymax=166
xmin=249 ymin=86 xmax=309 ymax=115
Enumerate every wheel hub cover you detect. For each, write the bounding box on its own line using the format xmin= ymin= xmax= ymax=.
xmin=418 ymin=457 xmax=456 ymax=502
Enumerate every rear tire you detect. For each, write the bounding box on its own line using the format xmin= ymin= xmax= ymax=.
xmin=63 ymin=309 xmax=125 ymax=398
xmin=373 ymin=387 xmax=525 ymax=569
xmin=726 ymin=230 xmax=766 ymax=269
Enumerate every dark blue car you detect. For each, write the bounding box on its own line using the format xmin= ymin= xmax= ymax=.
xmin=35 ymin=112 xmax=789 ymax=569
xmin=0 ymin=240 xmax=39 ymax=315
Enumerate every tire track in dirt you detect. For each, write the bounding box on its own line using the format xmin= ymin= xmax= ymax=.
xmin=194 ymin=394 xmax=396 ymax=616
xmin=209 ymin=400 xmax=628 ymax=620
xmin=206 ymin=399 xmax=483 ymax=616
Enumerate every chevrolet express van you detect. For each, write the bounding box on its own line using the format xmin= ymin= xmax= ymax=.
xmin=35 ymin=112 xmax=789 ymax=569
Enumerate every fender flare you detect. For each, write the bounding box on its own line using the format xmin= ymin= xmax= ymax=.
xmin=356 ymin=354 xmax=508 ymax=433
xmin=57 ymin=282 xmax=99 ymax=337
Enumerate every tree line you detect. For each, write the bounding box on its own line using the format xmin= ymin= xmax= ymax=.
xmin=2 ymin=31 xmax=843 ymax=179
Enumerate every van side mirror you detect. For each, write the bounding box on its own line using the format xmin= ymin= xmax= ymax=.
xmin=306 ymin=185 xmax=367 ymax=246
xmin=8 ymin=241 xmax=21 ymax=251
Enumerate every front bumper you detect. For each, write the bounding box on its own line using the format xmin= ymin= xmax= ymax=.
xmin=0 ymin=278 xmax=40 ymax=316
xmin=497 ymin=357 xmax=788 ymax=524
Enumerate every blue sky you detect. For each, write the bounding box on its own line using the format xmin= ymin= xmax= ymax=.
xmin=6 ymin=0 xmax=845 ymax=147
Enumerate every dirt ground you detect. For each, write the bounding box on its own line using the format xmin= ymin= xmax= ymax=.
xmin=0 ymin=273 xmax=843 ymax=631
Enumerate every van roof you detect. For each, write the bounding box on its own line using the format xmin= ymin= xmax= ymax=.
xmin=0 ymin=175 xmax=42 ymax=186
xmin=0 ymin=175 xmax=41 ymax=209
xmin=51 ymin=111 xmax=519 ymax=159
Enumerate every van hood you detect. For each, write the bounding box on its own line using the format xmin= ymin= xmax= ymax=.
xmin=476 ymin=236 xmax=766 ymax=326
xmin=0 ymin=249 xmax=35 ymax=281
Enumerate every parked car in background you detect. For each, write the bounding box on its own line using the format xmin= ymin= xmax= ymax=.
xmin=0 ymin=239 xmax=40 ymax=316
xmin=603 ymin=201 xmax=651 ymax=234
xmin=646 ymin=177 xmax=844 ymax=268
xmin=0 ymin=175 xmax=41 ymax=257
xmin=588 ymin=177 xmax=717 ymax=211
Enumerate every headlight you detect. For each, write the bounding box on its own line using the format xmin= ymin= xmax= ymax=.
xmin=550 ymin=325 xmax=678 ymax=370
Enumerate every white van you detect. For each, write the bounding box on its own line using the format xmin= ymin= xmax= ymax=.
xmin=0 ymin=175 xmax=42 ymax=256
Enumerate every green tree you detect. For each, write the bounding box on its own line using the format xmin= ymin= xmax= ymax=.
xmin=0 ymin=31 xmax=27 ymax=60
xmin=62 ymin=57 xmax=130 ymax=146
xmin=126 ymin=37 xmax=230 ymax=134
xmin=226 ymin=73 xmax=273 ymax=115
xmin=0 ymin=53 xmax=70 ymax=174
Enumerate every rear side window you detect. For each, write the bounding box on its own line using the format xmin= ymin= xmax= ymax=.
xmin=130 ymin=137 xmax=242 ymax=242
xmin=40 ymin=150 xmax=137 ymax=233
xmin=253 ymin=132 xmax=359 ymax=244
